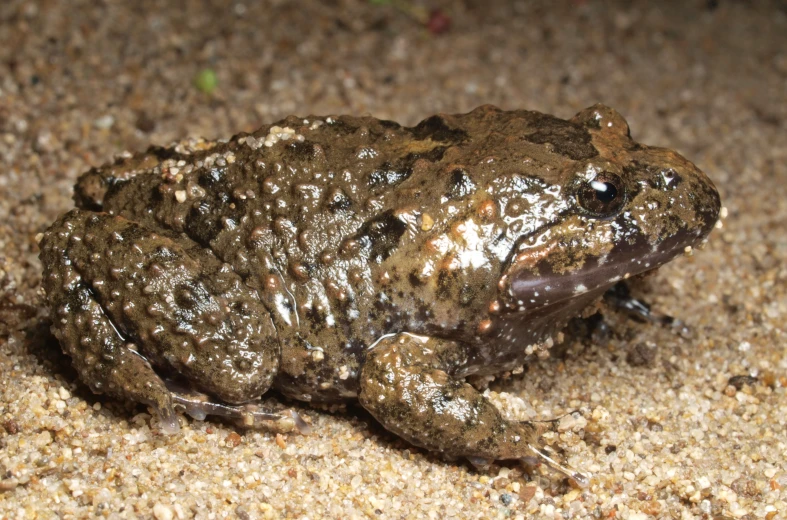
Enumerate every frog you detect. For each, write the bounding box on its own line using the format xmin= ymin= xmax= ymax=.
xmin=39 ymin=104 xmax=720 ymax=476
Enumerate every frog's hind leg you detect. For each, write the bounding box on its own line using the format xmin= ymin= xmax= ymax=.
xmin=359 ymin=333 xmax=586 ymax=483
xmin=40 ymin=227 xmax=179 ymax=432
xmin=39 ymin=209 xmax=281 ymax=432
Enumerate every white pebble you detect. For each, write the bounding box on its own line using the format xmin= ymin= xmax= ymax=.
xmin=153 ymin=503 xmax=174 ymax=520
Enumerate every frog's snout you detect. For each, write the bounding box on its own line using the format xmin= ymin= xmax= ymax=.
xmin=655 ymin=163 xmax=722 ymax=253
xmin=696 ymin=178 xmax=722 ymax=239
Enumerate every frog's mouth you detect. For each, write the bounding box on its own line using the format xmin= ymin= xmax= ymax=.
xmin=502 ymin=231 xmax=694 ymax=313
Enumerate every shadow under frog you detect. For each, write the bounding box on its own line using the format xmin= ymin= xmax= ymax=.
xmin=38 ymin=104 xmax=720 ymax=481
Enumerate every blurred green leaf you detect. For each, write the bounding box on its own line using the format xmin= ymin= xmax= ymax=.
xmin=194 ymin=68 xmax=218 ymax=94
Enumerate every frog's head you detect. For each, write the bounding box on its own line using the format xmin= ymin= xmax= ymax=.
xmin=498 ymin=104 xmax=721 ymax=315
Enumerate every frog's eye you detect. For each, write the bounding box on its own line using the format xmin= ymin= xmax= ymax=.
xmin=575 ymin=172 xmax=627 ymax=218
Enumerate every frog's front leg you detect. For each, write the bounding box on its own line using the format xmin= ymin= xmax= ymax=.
xmin=40 ymin=209 xmax=282 ymax=431
xmin=359 ymin=334 xmax=554 ymax=461
xmin=360 ymin=334 xmax=586 ymax=482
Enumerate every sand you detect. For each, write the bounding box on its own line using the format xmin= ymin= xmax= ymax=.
xmin=1 ymin=0 xmax=785 ymax=518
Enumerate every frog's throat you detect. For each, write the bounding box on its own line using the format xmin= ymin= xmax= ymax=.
xmin=500 ymin=231 xmax=693 ymax=314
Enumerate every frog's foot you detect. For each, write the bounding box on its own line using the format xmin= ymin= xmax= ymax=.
xmin=358 ymin=333 xmax=587 ymax=484
xmin=603 ymin=281 xmax=674 ymax=325
xmin=165 ymin=381 xmax=311 ymax=434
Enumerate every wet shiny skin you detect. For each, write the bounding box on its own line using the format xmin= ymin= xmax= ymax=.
xmin=39 ymin=105 xmax=720 ymax=460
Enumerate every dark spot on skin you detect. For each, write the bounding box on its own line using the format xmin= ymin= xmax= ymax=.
xmin=491 ymin=231 xmax=507 ymax=247
xmin=186 ymin=201 xmax=222 ymax=246
xmin=343 ymin=338 xmax=367 ymax=357
xmin=414 ymin=302 xmax=433 ymax=324
xmin=436 ymin=270 xmax=458 ymax=300
xmin=185 ymin=198 xmax=245 ymax=247
xmin=446 ymin=168 xmax=476 ymax=199
xmin=410 ymin=115 xmax=469 ymax=143
xmin=323 ymin=118 xmax=357 ymax=136
xmin=355 ymin=211 xmax=407 ymax=263
xmin=404 ymin=146 xmax=448 ymax=164
xmin=378 ymin=119 xmax=402 ymax=130
xmin=304 ymin=305 xmax=325 ymax=326
xmin=325 ymin=188 xmax=353 ymax=212
xmin=408 ymin=272 xmax=424 ymax=287
xmin=369 ymin=162 xmax=413 ymax=189
xmin=173 ymin=280 xmax=211 ymax=310
xmin=198 ymin=168 xmax=225 ymax=188
xmin=369 ymin=147 xmax=449 ymax=191
xmin=284 ymin=140 xmax=318 ymax=161
xmin=374 ymin=294 xmax=409 ymax=333
xmin=522 ymin=113 xmax=598 ymax=160
xmin=372 ymin=297 xmax=388 ymax=313
xmin=184 ymin=166 xmax=246 ymax=246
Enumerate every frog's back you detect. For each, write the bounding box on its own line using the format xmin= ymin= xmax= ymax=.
xmin=85 ymin=106 xmax=586 ymax=265
xmin=75 ymin=106 xmax=599 ymax=400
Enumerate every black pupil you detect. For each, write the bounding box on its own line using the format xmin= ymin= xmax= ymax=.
xmin=593 ymin=181 xmax=617 ymax=203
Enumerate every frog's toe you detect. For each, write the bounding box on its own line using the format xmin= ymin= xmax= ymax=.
xmin=513 ymin=412 xmax=590 ymax=486
xmin=155 ymin=406 xmax=181 ymax=434
xmin=603 ymin=281 xmax=674 ymax=325
xmin=523 ymin=444 xmax=590 ymax=488
xmin=166 ymin=381 xmax=310 ymax=433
